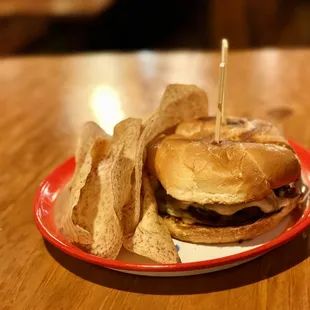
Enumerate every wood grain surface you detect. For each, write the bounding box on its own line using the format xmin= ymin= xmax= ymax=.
xmin=0 ymin=50 xmax=310 ymax=310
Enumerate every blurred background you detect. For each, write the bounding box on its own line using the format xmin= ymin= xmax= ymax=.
xmin=1 ymin=0 xmax=310 ymax=55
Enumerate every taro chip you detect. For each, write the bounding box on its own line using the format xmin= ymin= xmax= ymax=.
xmin=61 ymin=122 xmax=111 ymax=245
xmin=69 ymin=121 xmax=111 ymax=188
xmin=90 ymin=118 xmax=141 ymax=258
xmin=130 ymin=84 xmax=209 ymax=233
xmin=123 ymin=172 xmax=180 ymax=264
xmin=62 ymin=118 xmax=142 ymax=259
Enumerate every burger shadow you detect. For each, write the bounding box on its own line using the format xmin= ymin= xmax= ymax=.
xmin=44 ymin=228 xmax=310 ymax=295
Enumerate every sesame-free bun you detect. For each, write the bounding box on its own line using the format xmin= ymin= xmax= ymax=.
xmin=175 ymin=116 xmax=290 ymax=147
xmin=163 ymin=196 xmax=299 ymax=243
xmin=147 ymin=119 xmax=301 ymax=205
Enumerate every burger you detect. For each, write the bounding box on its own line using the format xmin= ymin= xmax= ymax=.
xmin=146 ymin=117 xmax=302 ymax=243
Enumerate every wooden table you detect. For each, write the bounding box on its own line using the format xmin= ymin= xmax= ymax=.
xmin=1 ymin=50 xmax=310 ymax=310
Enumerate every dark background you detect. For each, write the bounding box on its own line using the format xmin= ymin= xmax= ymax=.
xmin=2 ymin=0 xmax=310 ymax=55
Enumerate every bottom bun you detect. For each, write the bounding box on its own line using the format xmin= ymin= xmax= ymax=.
xmin=163 ymin=197 xmax=300 ymax=244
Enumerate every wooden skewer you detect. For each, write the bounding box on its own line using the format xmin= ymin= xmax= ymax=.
xmin=215 ymin=62 xmax=225 ymax=142
xmin=215 ymin=39 xmax=229 ymax=142
xmin=221 ymin=39 xmax=228 ymax=124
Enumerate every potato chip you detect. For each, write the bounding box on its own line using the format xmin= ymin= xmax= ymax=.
xmin=123 ymin=172 xmax=180 ymax=264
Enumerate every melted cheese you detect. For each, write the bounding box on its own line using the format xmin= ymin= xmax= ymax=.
xmin=193 ymin=194 xmax=283 ymax=215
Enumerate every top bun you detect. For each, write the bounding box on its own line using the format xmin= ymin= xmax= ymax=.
xmin=146 ymin=117 xmax=301 ymax=205
xmin=175 ymin=116 xmax=290 ymax=147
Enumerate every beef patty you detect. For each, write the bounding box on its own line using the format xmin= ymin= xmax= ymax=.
xmin=156 ymin=183 xmax=300 ymax=228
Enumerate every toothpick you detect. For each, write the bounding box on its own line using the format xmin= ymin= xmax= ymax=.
xmin=221 ymin=39 xmax=228 ymax=124
xmin=215 ymin=39 xmax=229 ymax=142
xmin=215 ymin=62 xmax=225 ymax=142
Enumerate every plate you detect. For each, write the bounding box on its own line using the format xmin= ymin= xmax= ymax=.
xmin=33 ymin=140 xmax=310 ymax=277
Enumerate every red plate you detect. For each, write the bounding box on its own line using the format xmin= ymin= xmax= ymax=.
xmin=33 ymin=140 xmax=310 ymax=276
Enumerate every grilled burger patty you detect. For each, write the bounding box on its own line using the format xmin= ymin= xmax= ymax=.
xmin=186 ymin=206 xmax=267 ymax=227
xmin=156 ymin=183 xmax=300 ymax=228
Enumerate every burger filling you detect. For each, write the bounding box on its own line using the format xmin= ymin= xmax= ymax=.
xmin=156 ymin=182 xmax=301 ymax=227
